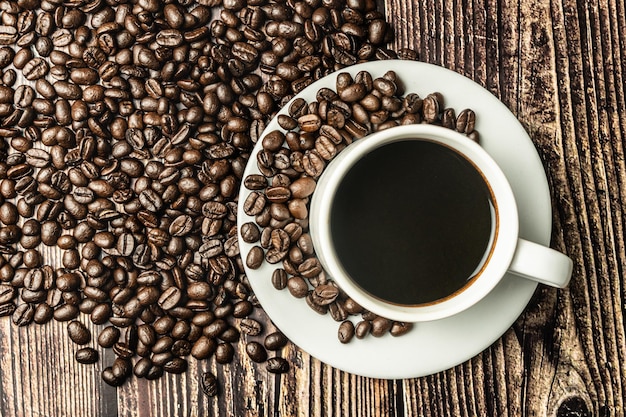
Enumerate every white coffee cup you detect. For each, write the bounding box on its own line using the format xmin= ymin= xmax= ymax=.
xmin=309 ymin=124 xmax=573 ymax=323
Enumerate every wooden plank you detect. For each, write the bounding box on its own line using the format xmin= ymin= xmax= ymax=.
xmin=0 ymin=317 xmax=113 ymax=417
xmin=2 ymin=0 xmax=626 ymax=416
xmin=276 ymin=344 xmax=404 ymax=417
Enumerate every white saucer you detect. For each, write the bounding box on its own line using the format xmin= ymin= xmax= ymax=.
xmin=237 ymin=60 xmax=551 ymax=379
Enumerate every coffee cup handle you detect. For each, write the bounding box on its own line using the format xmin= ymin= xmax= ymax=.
xmin=507 ymin=238 xmax=573 ymax=288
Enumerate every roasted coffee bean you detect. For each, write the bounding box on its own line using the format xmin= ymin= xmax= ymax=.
xmin=264 ymin=331 xmax=288 ymax=351
xmin=0 ymin=202 xmax=18 ymax=225
xmin=343 ymin=298 xmax=364 ymax=314
xmin=12 ymin=303 xmax=35 ymax=326
xmin=370 ymin=316 xmax=392 ymax=337
xmin=422 ymin=94 xmax=440 ymax=123
xmin=187 ymin=282 xmax=212 ymax=300
xmin=145 ymin=365 xmax=164 ymax=381
xmin=22 ymin=58 xmax=49 ymax=80
xmin=241 ymin=191 xmax=266 ymax=216
xmin=158 ymin=287 xmax=182 ymax=310
xmin=68 ymin=320 xmax=91 ymax=345
xmin=312 ymin=284 xmax=339 ymax=305
xmin=75 ymin=347 xmax=99 ymax=364
xmin=266 ymin=357 xmax=289 ymax=374
xmin=0 ymin=284 xmax=16 ymax=304
xmin=246 ymin=246 xmax=264 ymax=269
xmin=287 ymin=276 xmax=308 ymax=298
xmin=243 ymin=174 xmax=267 ymax=191
xmin=245 ymin=341 xmax=267 ymax=363
xmin=355 ymin=320 xmax=371 ymax=339
xmin=456 ymin=109 xmax=476 ymax=135
xmin=338 ymin=320 xmax=355 ymax=343
xmin=298 ymin=258 xmax=323 ymax=278
xmin=191 ymin=336 xmax=217 ymax=360
xmin=0 ymin=303 xmax=16 ymax=317
xmin=289 ymin=177 xmax=316 ymax=199
xmin=133 ymin=357 xmax=152 ymax=378
xmin=152 ymin=353 xmax=181 ymax=373
xmin=113 ymin=342 xmax=134 ymax=359
xmin=33 ymin=303 xmax=54 ymax=324
xmin=90 ymin=304 xmax=111 ymax=325
xmin=171 ymin=339 xmax=191 ymax=356
xmin=240 ymin=318 xmax=263 ymax=336
xmin=215 ymin=342 xmax=234 ymax=364
xmin=390 ymin=322 xmax=413 ymax=337
xmin=112 ymin=358 xmax=133 ymax=380
xmin=41 ymin=221 xmax=62 ymax=246
xmin=53 ymin=304 xmax=79 ymax=321
xmin=271 ymin=268 xmax=288 ymax=290
xmin=201 ymin=372 xmax=219 ymax=397
xmin=102 ymin=367 xmax=124 ymax=387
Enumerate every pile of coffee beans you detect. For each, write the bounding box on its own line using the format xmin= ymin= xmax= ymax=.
xmin=0 ymin=0 xmax=422 ymax=391
xmin=242 ymin=70 xmax=479 ymax=343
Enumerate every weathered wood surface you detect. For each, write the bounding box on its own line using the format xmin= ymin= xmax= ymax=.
xmin=1 ymin=0 xmax=624 ymax=416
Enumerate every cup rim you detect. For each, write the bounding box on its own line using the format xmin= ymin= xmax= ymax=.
xmin=309 ymin=124 xmax=519 ymax=322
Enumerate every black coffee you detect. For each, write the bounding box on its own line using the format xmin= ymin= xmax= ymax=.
xmin=330 ymin=140 xmax=494 ymax=305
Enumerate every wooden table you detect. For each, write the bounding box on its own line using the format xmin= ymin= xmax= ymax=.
xmin=1 ymin=0 xmax=622 ymax=415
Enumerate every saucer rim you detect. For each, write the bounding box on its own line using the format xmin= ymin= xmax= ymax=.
xmin=237 ymin=59 xmax=550 ymax=379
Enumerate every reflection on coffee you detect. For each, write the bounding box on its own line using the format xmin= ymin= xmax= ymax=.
xmin=330 ymin=140 xmax=494 ymax=305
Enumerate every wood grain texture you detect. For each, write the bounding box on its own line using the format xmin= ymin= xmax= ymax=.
xmin=1 ymin=0 xmax=626 ymax=416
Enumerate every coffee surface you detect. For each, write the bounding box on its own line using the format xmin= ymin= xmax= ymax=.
xmin=330 ymin=140 xmax=493 ymax=305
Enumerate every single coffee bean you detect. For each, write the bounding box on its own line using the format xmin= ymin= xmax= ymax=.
xmin=245 ymin=341 xmax=268 ymax=363
xmin=163 ymin=358 xmax=187 ymax=374
xmin=171 ymin=339 xmax=192 ymax=357
xmin=101 ymin=367 xmax=124 ymax=387
xmin=33 ymin=303 xmax=54 ymax=324
xmin=240 ymin=222 xmax=261 ymax=243
xmin=12 ymin=303 xmax=35 ymax=326
xmin=112 ymin=358 xmax=133 ymax=380
xmin=191 ymin=336 xmax=217 ymax=360
xmin=134 ymin=357 xmax=153 ymax=378
xmin=264 ymin=331 xmax=288 ymax=351
xmin=75 ymin=347 xmax=99 ymax=364
xmin=390 ymin=322 xmax=413 ymax=337
xmin=370 ymin=316 xmax=392 ymax=337
xmin=297 ymin=258 xmax=323 ymax=279
xmin=355 ymin=320 xmax=372 ymax=339
xmin=266 ymin=357 xmax=289 ymax=374
xmin=232 ymin=300 xmax=253 ymax=318
xmin=246 ymin=246 xmax=264 ymax=269
xmin=271 ymin=268 xmax=288 ymax=290
xmin=153 ymin=315 xmax=175 ymax=335
xmin=158 ymin=286 xmax=182 ymax=310
xmin=0 ymin=303 xmax=16 ymax=317
xmin=0 ymin=284 xmax=16 ymax=304
xmin=338 ymin=320 xmax=355 ymax=343
xmin=22 ymin=58 xmax=49 ymax=80
xmin=90 ymin=303 xmax=112 ymax=325
xmin=287 ymin=276 xmax=308 ymax=298
xmin=201 ymin=372 xmax=219 ymax=397
xmin=215 ymin=342 xmax=234 ymax=364
xmin=145 ymin=365 xmax=164 ymax=381
xmin=53 ymin=304 xmax=79 ymax=322
xmin=343 ymin=298 xmax=364 ymax=314
xmin=312 ymin=284 xmax=339 ymax=306
xmin=240 ymin=318 xmax=263 ymax=336
xmin=289 ymin=177 xmax=316 ymax=199
xmin=67 ymin=320 xmax=91 ymax=345
xmin=113 ymin=342 xmax=134 ymax=359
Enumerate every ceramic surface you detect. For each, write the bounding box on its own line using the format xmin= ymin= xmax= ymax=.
xmin=237 ymin=60 xmax=551 ymax=379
